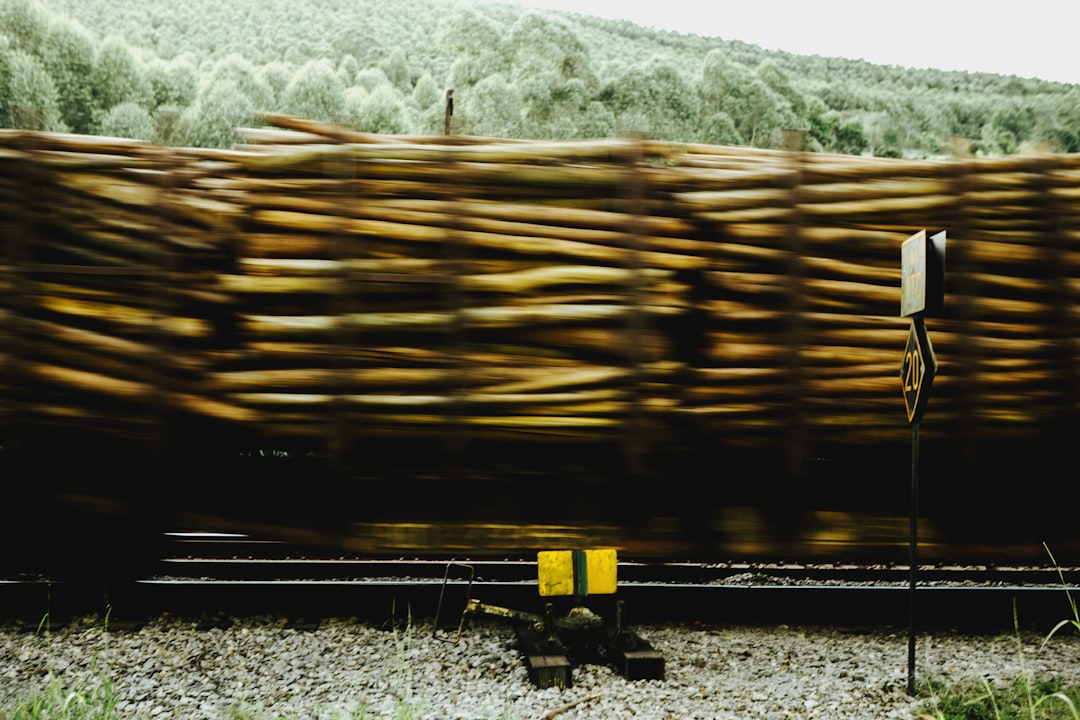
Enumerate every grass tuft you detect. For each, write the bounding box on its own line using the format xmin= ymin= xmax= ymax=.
xmin=920 ymin=545 xmax=1080 ymax=720
xmin=1 ymin=674 xmax=119 ymax=720
xmin=1043 ymin=543 xmax=1080 ymax=648
xmin=390 ymin=601 xmax=424 ymax=720
xmin=922 ymin=676 xmax=1080 ymax=720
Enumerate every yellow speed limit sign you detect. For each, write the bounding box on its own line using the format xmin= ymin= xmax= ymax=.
xmin=900 ymin=317 xmax=937 ymax=423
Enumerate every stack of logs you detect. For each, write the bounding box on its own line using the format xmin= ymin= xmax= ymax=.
xmin=1 ymin=116 xmax=1078 ymax=456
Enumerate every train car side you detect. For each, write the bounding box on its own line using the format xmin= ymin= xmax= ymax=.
xmin=2 ymin=126 xmax=1079 ymax=574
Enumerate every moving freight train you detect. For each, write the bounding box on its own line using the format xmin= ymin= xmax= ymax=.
xmin=2 ymin=117 xmax=1079 ymax=576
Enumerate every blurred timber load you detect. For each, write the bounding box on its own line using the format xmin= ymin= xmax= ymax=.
xmin=1 ymin=116 xmax=1079 ymax=464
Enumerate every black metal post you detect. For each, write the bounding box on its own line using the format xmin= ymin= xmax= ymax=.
xmin=444 ymin=89 xmax=454 ymax=135
xmin=908 ymin=420 xmax=919 ymax=695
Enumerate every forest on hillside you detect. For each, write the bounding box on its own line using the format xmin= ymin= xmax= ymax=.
xmin=2 ymin=0 xmax=1079 ymax=156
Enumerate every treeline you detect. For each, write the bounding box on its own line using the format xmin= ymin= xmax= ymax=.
xmin=3 ymin=0 xmax=1079 ymax=155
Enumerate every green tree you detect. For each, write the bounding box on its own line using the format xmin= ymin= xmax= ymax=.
xmin=330 ymin=16 xmax=384 ymax=67
xmin=338 ymin=55 xmax=360 ymax=86
xmin=438 ymin=5 xmax=509 ymax=88
xmin=515 ymin=71 xmax=584 ymax=138
xmin=200 ymin=53 xmax=273 ymax=112
xmin=576 ymin=100 xmax=615 ymax=139
xmin=460 ymin=72 xmax=522 ymax=137
xmin=815 ymin=76 xmax=864 ymax=113
xmin=834 ymin=117 xmax=868 ymax=155
xmin=601 ymin=57 xmax=698 ymax=141
xmin=700 ymin=49 xmax=753 ymax=115
xmin=0 ymin=0 xmax=49 ymax=55
xmin=0 ymin=34 xmax=13 ymax=127
xmin=354 ymin=67 xmax=391 ymax=93
xmin=806 ymin=100 xmax=868 ymax=156
xmin=867 ymin=113 xmax=904 ymax=157
xmin=743 ymin=80 xmax=796 ymax=147
xmin=1035 ymin=89 xmax=1080 ymax=152
xmin=38 ymin=14 xmax=97 ymax=133
xmin=411 ymin=72 xmax=441 ymax=110
xmin=258 ymin=61 xmax=294 ymax=108
xmin=974 ymin=121 xmax=1017 ymax=156
xmin=755 ymin=58 xmax=808 ymax=125
xmin=700 ymin=111 xmax=742 ymax=145
xmin=414 ymin=89 xmax=450 ymax=135
xmin=379 ymin=46 xmax=410 ymax=91
xmin=341 ymin=85 xmax=367 ymax=127
xmin=99 ymin=100 xmax=152 ymax=140
xmin=5 ymin=47 xmax=62 ymax=130
xmin=507 ymin=12 xmax=594 ymax=88
xmin=355 ymin=83 xmax=410 ymax=134
xmin=183 ymin=78 xmax=254 ymax=148
xmin=152 ymin=104 xmax=191 ymax=146
xmin=702 ymin=51 xmax=795 ymax=147
xmin=145 ymin=53 xmax=197 ymax=110
xmin=804 ymin=96 xmax=837 ymax=151
xmin=502 ymin=10 xmax=598 ymax=138
xmin=945 ymin=95 xmax=992 ymax=141
xmin=989 ymin=101 xmax=1035 ymax=148
xmin=281 ymin=58 xmax=345 ymax=122
xmin=92 ymin=34 xmax=151 ymax=117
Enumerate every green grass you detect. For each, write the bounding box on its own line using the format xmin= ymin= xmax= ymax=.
xmin=0 ymin=674 xmax=120 ymax=720
xmin=1044 ymin=544 xmax=1080 ymax=647
xmin=0 ymin=682 xmax=377 ymax=720
xmin=921 ymin=676 xmax=1080 ymax=720
xmin=919 ymin=544 xmax=1080 ymax=720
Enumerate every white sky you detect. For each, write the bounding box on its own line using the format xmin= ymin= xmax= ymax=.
xmin=495 ymin=0 xmax=1080 ymax=85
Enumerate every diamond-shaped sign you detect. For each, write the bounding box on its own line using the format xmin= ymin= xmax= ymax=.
xmin=900 ymin=318 xmax=937 ymax=423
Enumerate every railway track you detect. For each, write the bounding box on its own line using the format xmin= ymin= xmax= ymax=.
xmin=153 ymin=530 xmax=1080 ymax=583
xmin=4 ymin=531 xmax=1079 ymax=632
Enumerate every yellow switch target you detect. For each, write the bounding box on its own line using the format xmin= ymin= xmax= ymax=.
xmin=538 ymin=548 xmax=617 ymax=597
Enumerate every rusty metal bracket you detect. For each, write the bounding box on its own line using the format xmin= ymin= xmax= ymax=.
xmin=432 ymin=561 xmax=476 ymax=643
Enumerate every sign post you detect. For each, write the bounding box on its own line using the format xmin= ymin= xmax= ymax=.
xmin=899 ymin=229 xmax=943 ymax=695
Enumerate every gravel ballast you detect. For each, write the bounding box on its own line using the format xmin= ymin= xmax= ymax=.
xmin=3 ymin=615 xmax=1080 ymax=719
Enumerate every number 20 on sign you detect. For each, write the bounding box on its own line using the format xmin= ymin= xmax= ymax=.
xmin=900 ymin=316 xmax=937 ymax=423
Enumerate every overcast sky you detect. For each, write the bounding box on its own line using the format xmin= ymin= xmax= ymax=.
xmin=494 ymin=0 xmax=1080 ymax=86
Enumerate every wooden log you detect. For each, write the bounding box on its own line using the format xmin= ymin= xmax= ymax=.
xmin=245 ymin=208 xmax=703 ymax=270
xmin=22 ymin=317 xmax=208 ymax=372
xmin=240 ymin=303 xmax=680 ymax=338
xmin=26 ymin=361 xmax=150 ymax=400
xmin=249 ymin=193 xmax=713 ymax=257
xmin=36 ymin=295 xmax=212 ymax=339
xmin=51 ymin=171 xmax=242 ymax=230
xmin=23 ymin=361 xmax=259 ymax=424
xmin=222 ymin=265 xmax=671 ymax=298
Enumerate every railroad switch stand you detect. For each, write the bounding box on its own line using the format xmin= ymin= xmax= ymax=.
xmin=434 ymin=549 xmax=664 ymax=688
